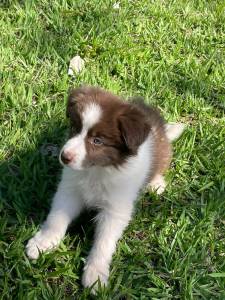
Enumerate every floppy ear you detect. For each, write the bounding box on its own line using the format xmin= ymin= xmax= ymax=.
xmin=66 ymin=89 xmax=76 ymax=118
xmin=66 ymin=86 xmax=90 ymax=118
xmin=67 ymin=87 xmax=84 ymax=118
xmin=66 ymin=89 xmax=83 ymax=136
xmin=118 ymin=107 xmax=150 ymax=152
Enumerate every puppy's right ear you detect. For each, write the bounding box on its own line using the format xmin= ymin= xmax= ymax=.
xmin=66 ymin=89 xmax=83 ymax=135
xmin=66 ymin=86 xmax=89 ymax=118
xmin=66 ymin=88 xmax=77 ymax=118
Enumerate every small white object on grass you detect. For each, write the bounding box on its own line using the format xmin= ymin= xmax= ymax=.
xmin=113 ymin=2 xmax=120 ymax=9
xmin=68 ymin=55 xmax=85 ymax=76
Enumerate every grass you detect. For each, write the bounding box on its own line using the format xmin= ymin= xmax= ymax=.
xmin=0 ymin=0 xmax=225 ymax=299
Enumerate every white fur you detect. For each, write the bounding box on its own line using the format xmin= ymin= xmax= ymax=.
xmin=82 ymin=103 xmax=102 ymax=130
xmin=148 ymin=174 xmax=166 ymax=194
xmin=59 ymin=103 xmax=102 ymax=170
xmin=26 ymin=135 xmax=153 ymax=290
xmin=165 ymin=123 xmax=185 ymax=142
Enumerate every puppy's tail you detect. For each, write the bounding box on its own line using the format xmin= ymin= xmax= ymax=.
xmin=165 ymin=123 xmax=185 ymax=142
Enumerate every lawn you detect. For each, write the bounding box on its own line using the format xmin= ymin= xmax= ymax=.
xmin=0 ymin=0 xmax=225 ymax=299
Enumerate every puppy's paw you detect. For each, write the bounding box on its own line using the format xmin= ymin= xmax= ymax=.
xmin=82 ymin=261 xmax=109 ymax=291
xmin=26 ymin=229 xmax=61 ymax=259
xmin=148 ymin=174 xmax=166 ymax=195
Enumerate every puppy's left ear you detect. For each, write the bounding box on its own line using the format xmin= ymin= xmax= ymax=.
xmin=118 ymin=107 xmax=150 ymax=153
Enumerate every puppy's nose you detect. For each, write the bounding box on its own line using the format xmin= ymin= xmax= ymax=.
xmin=60 ymin=150 xmax=74 ymax=164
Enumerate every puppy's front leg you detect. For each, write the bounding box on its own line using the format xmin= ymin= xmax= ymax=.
xmin=26 ymin=171 xmax=83 ymax=259
xmin=82 ymin=206 xmax=133 ymax=289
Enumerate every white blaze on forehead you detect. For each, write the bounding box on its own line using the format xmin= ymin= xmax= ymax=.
xmin=82 ymin=103 xmax=102 ymax=131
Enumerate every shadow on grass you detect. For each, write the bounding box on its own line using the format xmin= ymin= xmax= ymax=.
xmin=0 ymin=117 xmax=96 ymax=240
xmin=0 ymin=116 xmax=101 ymax=298
xmin=1 ymin=120 xmax=63 ymax=221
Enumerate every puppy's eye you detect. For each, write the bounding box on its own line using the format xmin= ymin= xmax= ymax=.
xmin=93 ymin=137 xmax=103 ymax=145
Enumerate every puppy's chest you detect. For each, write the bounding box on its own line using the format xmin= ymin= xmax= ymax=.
xmin=78 ymin=173 xmax=112 ymax=207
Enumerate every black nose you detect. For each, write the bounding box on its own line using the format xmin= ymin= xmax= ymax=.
xmin=60 ymin=151 xmax=73 ymax=164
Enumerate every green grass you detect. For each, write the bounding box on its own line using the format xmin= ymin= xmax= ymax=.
xmin=0 ymin=0 xmax=225 ymax=299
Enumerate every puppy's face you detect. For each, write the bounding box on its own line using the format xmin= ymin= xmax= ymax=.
xmin=59 ymin=87 xmax=150 ymax=170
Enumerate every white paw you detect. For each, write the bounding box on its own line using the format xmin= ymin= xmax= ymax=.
xmin=148 ymin=175 xmax=166 ymax=195
xmin=26 ymin=229 xmax=61 ymax=259
xmin=82 ymin=261 xmax=109 ymax=291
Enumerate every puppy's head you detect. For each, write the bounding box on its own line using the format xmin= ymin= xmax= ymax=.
xmin=59 ymin=86 xmax=150 ymax=170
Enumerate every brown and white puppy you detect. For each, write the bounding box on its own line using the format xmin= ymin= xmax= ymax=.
xmin=26 ymin=86 xmax=184 ymax=290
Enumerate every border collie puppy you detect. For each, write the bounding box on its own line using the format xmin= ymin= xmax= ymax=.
xmin=26 ymin=86 xmax=184 ymax=290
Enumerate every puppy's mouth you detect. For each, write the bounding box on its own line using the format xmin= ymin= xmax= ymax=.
xmin=59 ymin=156 xmax=66 ymax=167
xmin=83 ymin=161 xmax=95 ymax=168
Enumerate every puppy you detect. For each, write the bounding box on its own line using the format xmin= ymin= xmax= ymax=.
xmin=26 ymin=86 xmax=184 ymax=290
